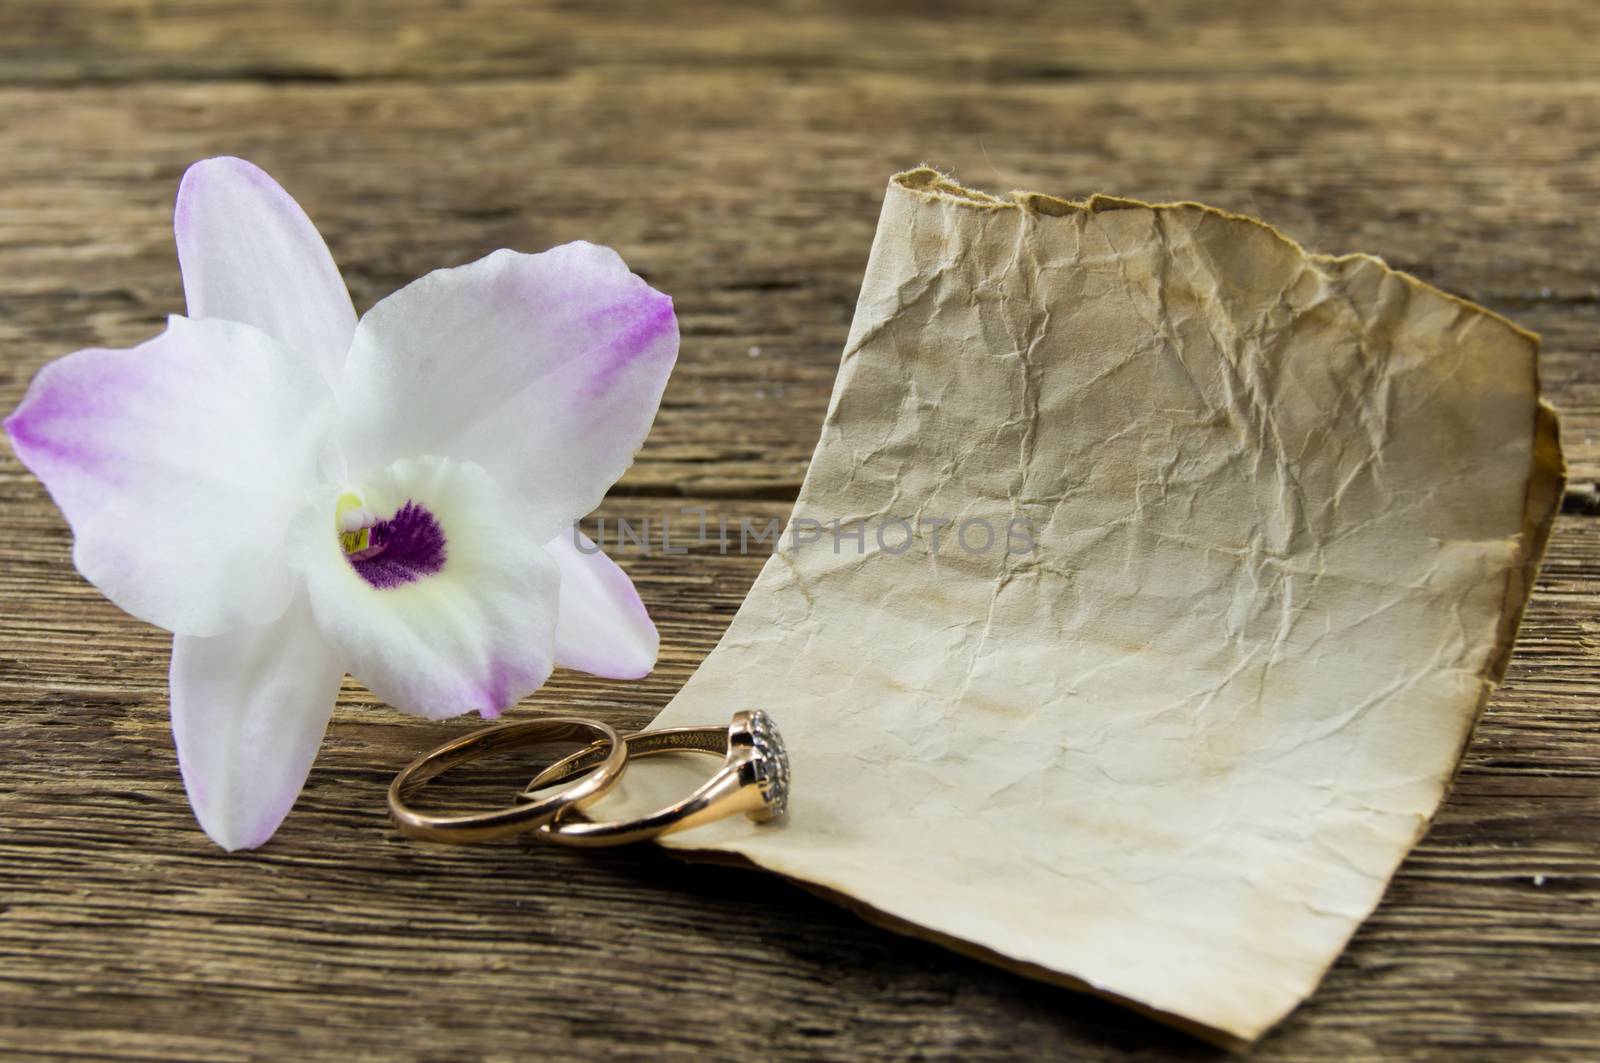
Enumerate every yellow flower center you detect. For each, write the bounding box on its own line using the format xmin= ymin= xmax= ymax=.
xmin=335 ymin=492 xmax=372 ymax=554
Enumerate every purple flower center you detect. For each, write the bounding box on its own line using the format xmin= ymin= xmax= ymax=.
xmin=346 ymin=500 xmax=447 ymax=589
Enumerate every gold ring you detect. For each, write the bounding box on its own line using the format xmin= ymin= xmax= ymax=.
xmin=388 ymin=717 xmax=627 ymax=844
xmin=521 ymin=710 xmax=790 ymax=847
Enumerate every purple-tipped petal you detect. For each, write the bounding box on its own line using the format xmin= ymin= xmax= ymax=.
xmin=176 ymin=157 xmax=356 ymax=383
xmin=337 ymin=243 xmax=678 ymax=540
xmin=287 ymin=456 xmax=560 ymax=720
xmin=4 ymin=316 xmax=335 ymax=637
xmin=171 ymin=589 xmax=345 ymax=851
xmin=548 ymin=529 xmax=659 ymax=680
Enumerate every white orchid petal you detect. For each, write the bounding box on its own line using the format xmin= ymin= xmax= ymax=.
xmin=548 ymin=530 xmax=658 ymax=679
xmin=175 ymin=157 xmax=357 ymax=384
xmin=4 ymin=316 xmax=335 ymax=636
xmin=171 ymin=588 xmax=345 ymax=851
xmin=289 ymin=456 xmax=560 ymax=719
xmin=338 ymin=243 xmax=677 ymax=539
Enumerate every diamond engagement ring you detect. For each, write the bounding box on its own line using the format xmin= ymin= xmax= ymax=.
xmin=521 ymin=710 xmax=790 ymax=847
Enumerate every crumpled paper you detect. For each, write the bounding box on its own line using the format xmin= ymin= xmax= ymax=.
xmin=599 ymin=169 xmax=1564 ymax=1043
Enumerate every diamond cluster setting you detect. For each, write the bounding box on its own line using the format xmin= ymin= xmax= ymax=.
xmin=745 ymin=709 xmax=790 ymax=819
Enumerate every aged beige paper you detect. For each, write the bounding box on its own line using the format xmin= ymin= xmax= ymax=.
xmin=603 ymin=169 xmax=1564 ymax=1043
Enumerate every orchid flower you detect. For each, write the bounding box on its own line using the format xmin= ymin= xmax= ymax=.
xmin=3 ymin=158 xmax=676 ymax=851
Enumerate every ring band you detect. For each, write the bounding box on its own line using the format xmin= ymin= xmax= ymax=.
xmin=388 ymin=717 xmax=627 ymax=844
xmin=521 ymin=710 xmax=790 ymax=847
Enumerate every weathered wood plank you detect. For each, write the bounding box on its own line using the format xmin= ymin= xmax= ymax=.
xmin=2 ymin=0 xmax=1598 ymax=85
xmin=2 ymin=494 xmax=1598 ymax=1059
xmin=2 ymin=75 xmax=1598 ymax=487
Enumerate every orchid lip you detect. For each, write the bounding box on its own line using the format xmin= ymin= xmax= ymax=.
xmin=337 ymin=496 xmax=447 ymax=588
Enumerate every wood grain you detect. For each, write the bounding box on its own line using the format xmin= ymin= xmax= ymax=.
xmin=5 ymin=1 xmax=1600 ymax=85
xmin=2 ymin=3 xmax=1598 ymax=1059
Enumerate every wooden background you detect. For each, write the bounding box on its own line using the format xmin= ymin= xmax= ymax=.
xmin=2 ymin=2 xmax=1598 ymax=1059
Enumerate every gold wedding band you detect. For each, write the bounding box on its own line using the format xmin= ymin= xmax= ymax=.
xmin=521 ymin=710 xmax=790 ymax=847
xmin=388 ymin=717 xmax=627 ymax=843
